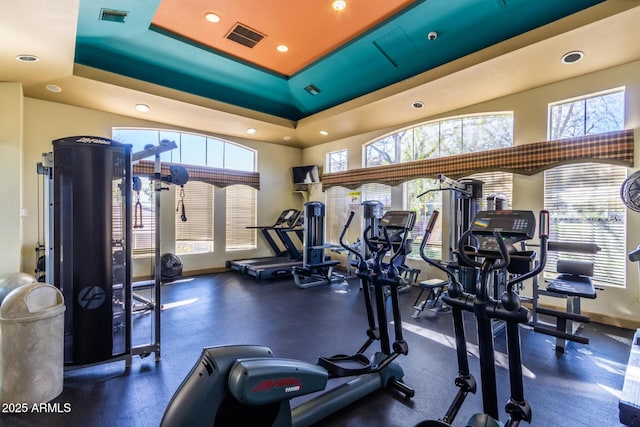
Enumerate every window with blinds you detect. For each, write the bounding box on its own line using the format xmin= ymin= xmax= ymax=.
xmin=405 ymin=178 xmax=443 ymax=259
xmin=113 ymin=128 xmax=257 ymax=257
xmin=175 ymin=181 xmax=214 ymax=254
xmin=545 ymin=88 xmax=626 ymax=287
xmin=325 ymin=186 xmax=351 ymax=244
xmin=544 ymin=163 xmax=626 ymax=287
xmin=226 ymin=185 xmax=257 ymax=250
xmin=362 ymin=183 xmax=392 ymax=207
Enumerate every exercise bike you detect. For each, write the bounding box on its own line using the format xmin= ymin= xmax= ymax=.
xmin=160 ymin=210 xmax=418 ymax=427
xmin=416 ymin=209 xmax=548 ymax=427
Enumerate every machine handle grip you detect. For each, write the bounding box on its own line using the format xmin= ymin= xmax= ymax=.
xmin=457 ymin=230 xmax=483 ymax=269
xmin=344 ymin=210 xmax=355 ymax=229
xmin=539 ymin=210 xmax=549 ymax=239
xmin=419 ymin=211 xmax=440 ymax=256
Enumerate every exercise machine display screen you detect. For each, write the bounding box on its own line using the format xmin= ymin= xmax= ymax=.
xmin=470 ymin=210 xmax=536 ymax=254
xmin=380 ymin=210 xmax=416 ymax=231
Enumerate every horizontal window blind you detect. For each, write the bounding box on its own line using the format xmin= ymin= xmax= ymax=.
xmin=466 ymin=171 xmax=513 ymax=210
xmin=325 ymin=186 xmax=351 ymax=244
xmin=226 ymin=185 xmax=257 ymax=250
xmin=175 ymin=181 xmax=214 ymax=254
xmin=544 ymin=163 xmax=626 ymax=286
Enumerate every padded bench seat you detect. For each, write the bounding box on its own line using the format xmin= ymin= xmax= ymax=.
xmin=547 ymin=274 xmax=597 ymax=299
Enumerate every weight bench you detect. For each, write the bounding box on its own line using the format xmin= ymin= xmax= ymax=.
xmin=412 ymin=278 xmax=448 ymax=318
xmin=532 ymin=257 xmax=597 ymax=353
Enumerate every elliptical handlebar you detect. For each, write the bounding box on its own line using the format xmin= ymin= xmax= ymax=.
xmin=339 ymin=211 xmax=367 ymax=266
xmin=365 ymin=224 xmax=393 ymax=274
xmin=418 ymin=211 xmax=467 ymax=298
xmin=456 ymin=230 xmax=511 ymax=271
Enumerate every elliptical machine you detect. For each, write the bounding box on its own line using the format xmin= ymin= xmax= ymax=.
xmin=416 ymin=209 xmax=549 ymax=427
xmin=160 ymin=209 xmax=419 ymax=427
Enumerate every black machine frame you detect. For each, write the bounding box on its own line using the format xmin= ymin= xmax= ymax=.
xmin=417 ymin=209 xmax=549 ymax=427
xmin=160 ymin=210 xmax=420 ymax=427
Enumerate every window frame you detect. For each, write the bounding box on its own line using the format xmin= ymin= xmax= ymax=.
xmin=112 ymin=128 xmax=257 ymax=257
xmin=544 ymin=88 xmax=627 ymax=287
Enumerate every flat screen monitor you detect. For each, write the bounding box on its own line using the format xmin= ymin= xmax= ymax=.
xmin=292 ymin=165 xmax=320 ymax=184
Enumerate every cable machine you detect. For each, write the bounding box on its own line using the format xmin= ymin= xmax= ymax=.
xmin=37 ymin=136 xmax=185 ymax=367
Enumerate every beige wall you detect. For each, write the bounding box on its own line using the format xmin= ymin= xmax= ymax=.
xmin=0 ymin=83 xmax=24 ymax=274
xmin=302 ymin=60 xmax=640 ymax=328
xmin=5 ymin=60 xmax=640 ymax=327
xmin=18 ymin=97 xmax=302 ymax=279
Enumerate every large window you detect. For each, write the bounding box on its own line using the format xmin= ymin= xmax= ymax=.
xmin=544 ymin=88 xmax=626 ymax=287
xmin=365 ymin=113 xmax=513 ymax=166
xmin=112 ymin=128 xmax=257 ymax=257
xmin=354 ymin=113 xmax=514 ymax=257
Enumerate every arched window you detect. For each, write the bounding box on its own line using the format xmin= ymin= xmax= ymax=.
xmin=112 ymin=128 xmax=257 ymax=256
xmin=358 ymin=113 xmax=514 ymax=258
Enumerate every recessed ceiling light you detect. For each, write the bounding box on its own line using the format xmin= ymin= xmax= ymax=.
xmin=135 ymin=104 xmax=151 ymax=113
xmin=412 ymin=101 xmax=424 ymax=109
xmin=561 ymin=51 xmax=584 ymax=64
xmin=16 ymin=54 xmax=39 ymax=62
xmin=332 ymin=0 xmax=347 ymax=11
xmin=205 ymin=12 xmax=220 ymax=23
xmin=276 ymin=45 xmax=289 ymax=53
xmin=46 ymin=84 xmax=62 ymax=93
xmin=246 ymin=128 xmax=256 ymax=134
xmin=283 ymin=136 xmax=292 ymax=141
xmin=320 ymin=130 xmax=329 ymax=136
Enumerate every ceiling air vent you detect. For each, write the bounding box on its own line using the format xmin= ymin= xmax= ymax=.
xmin=100 ymin=8 xmax=128 ymax=23
xmin=226 ymin=23 xmax=265 ymax=48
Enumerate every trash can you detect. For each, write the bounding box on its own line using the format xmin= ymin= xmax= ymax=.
xmin=0 ymin=282 xmax=65 ymax=404
xmin=0 ymin=272 xmax=36 ymax=305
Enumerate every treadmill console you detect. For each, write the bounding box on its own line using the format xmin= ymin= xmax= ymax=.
xmin=274 ymin=209 xmax=301 ymax=228
xmin=470 ymin=210 xmax=536 ymax=254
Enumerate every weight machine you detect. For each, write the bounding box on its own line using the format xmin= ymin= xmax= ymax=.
xmin=412 ymin=175 xmax=482 ymax=318
xmin=37 ymin=136 xmax=186 ymax=367
xmin=292 ymin=201 xmax=343 ymax=288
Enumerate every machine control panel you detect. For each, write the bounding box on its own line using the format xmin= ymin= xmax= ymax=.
xmin=380 ymin=210 xmax=416 ymax=231
xmin=469 ymin=210 xmax=536 ymax=254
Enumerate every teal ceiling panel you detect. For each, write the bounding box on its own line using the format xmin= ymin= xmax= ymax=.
xmin=75 ymin=0 xmax=605 ymax=121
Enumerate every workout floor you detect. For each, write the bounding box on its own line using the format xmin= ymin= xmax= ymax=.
xmin=2 ymin=272 xmax=634 ymax=427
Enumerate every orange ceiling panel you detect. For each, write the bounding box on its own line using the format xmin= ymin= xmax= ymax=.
xmin=151 ymin=0 xmax=417 ymax=76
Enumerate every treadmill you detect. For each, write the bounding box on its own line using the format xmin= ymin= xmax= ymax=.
xmin=226 ymin=209 xmax=304 ymax=279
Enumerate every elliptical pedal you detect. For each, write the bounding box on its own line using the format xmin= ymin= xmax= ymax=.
xmin=317 ymin=353 xmax=372 ymax=377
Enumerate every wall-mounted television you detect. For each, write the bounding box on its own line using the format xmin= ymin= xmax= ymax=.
xmin=292 ymin=165 xmax=320 ymax=184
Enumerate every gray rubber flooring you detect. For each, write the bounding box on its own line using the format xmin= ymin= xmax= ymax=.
xmin=1 ymin=272 xmax=634 ymax=426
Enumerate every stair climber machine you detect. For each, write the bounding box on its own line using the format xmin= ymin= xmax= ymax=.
xmin=160 ymin=210 xmax=418 ymax=427
xmin=416 ymin=209 xmax=549 ymax=427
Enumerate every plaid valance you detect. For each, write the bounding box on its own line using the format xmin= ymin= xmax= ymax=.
xmin=133 ymin=160 xmax=260 ymax=190
xmin=322 ymin=129 xmax=635 ymax=190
